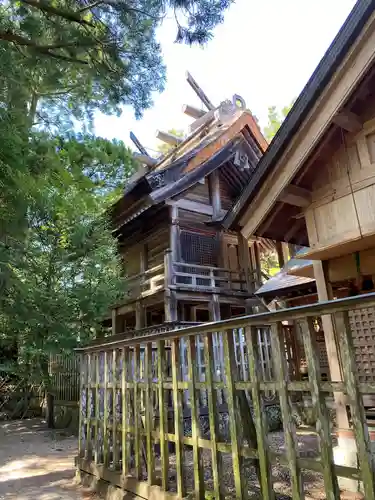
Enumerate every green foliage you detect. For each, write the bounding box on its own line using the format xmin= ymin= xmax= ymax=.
xmin=0 ymin=0 xmax=230 ymax=385
xmin=156 ymin=128 xmax=185 ymax=156
xmin=0 ymin=0 xmax=233 ymax=122
xmin=0 ymin=131 xmax=135 ymax=382
xmin=261 ymin=250 xmax=279 ymax=278
xmin=263 ymin=100 xmax=295 ymax=142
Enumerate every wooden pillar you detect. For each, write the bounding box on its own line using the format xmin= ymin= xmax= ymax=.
xmin=46 ymin=393 xmax=55 ymax=429
xmin=209 ymin=294 xmax=221 ymax=322
xmin=140 ymin=243 xmax=148 ymax=273
xmin=112 ymin=308 xmax=117 ymax=335
xmin=252 ymin=241 xmax=262 ymax=287
xmin=135 ymin=301 xmax=144 ymax=330
xmin=276 ymin=242 xmax=289 ymax=268
xmin=112 ymin=308 xmax=124 ymax=335
xmin=238 ymin=233 xmax=254 ymax=293
xmin=210 ymin=171 xmax=221 ymax=219
xmin=219 ymin=230 xmax=228 ymax=269
xmin=288 ymin=243 xmax=297 ymax=259
xmin=170 ymin=205 xmax=179 ymax=262
xmin=313 ymin=260 xmax=349 ymax=430
xmin=164 ymin=249 xmax=177 ymax=322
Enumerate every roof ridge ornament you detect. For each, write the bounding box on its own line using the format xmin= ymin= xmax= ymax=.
xmin=214 ymin=94 xmax=246 ymax=124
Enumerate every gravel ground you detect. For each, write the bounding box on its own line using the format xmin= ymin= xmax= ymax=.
xmin=0 ymin=419 xmax=356 ymax=500
xmin=177 ymin=431 xmax=325 ymax=499
xmin=0 ymin=418 xmax=98 ymax=500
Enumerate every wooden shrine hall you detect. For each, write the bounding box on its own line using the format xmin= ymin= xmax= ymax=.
xmin=108 ymin=73 xmax=275 ymax=343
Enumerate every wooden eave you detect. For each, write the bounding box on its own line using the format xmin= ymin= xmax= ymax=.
xmin=152 ymin=110 xmax=266 ymax=174
xmin=223 ymin=0 xmax=375 ymax=240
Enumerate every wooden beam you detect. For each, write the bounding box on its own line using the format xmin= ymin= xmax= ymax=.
xmin=166 ymin=198 xmax=222 ymax=217
xmin=182 ymin=104 xmax=205 ymax=119
xmin=133 ymin=153 xmax=157 ymax=167
xmin=284 ymin=217 xmax=305 ymax=242
xmin=156 ymin=130 xmax=183 ymax=147
xmin=279 ymin=185 xmax=312 ymax=208
xmin=130 ymin=131 xmax=149 ymax=156
xmin=186 ymin=71 xmax=215 ymax=111
xmin=189 ymin=109 xmax=215 ymax=133
xmin=256 ymin=203 xmax=284 ymax=236
xmin=332 ymin=110 xmax=362 ymax=133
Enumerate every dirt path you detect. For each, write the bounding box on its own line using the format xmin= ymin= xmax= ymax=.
xmin=0 ymin=418 xmax=97 ymax=500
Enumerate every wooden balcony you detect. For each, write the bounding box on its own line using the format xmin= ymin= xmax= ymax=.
xmin=120 ymin=250 xmax=257 ymax=305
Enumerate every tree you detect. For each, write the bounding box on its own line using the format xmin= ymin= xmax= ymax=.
xmin=157 ymin=128 xmax=185 ymax=156
xmin=0 ymin=133 xmax=135 ymax=384
xmin=0 ymin=0 xmax=233 ymax=123
xmin=263 ymin=100 xmax=295 ymax=142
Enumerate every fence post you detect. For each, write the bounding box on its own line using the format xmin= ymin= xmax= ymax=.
xmin=46 ymin=392 xmax=54 ymax=428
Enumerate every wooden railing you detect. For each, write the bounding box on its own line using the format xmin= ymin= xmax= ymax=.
xmin=172 ymin=261 xmax=252 ymax=294
xmin=77 ymin=292 xmax=375 ymax=500
xmin=123 ymin=263 xmax=165 ymax=301
xmin=121 ymin=250 xmax=257 ymax=304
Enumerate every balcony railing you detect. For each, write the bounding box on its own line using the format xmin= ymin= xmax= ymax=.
xmin=121 ymin=249 xmax=258 ymax=304
xmin=123 ymin=263 xmax=165 ymax=301
xmin=172 ymin=261 xmax=252 ymax=294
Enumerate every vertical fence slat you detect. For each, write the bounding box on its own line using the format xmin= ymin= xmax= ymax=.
xmin=187 ymin=336 xmax=204 ymax=499
xmin=171 ymin=338 xmax=185 ymax=497
xmin=94 ymin=353 xmax=100 ymax=464
xmin=78 ymin=354 xmax=84 ymax=459
xmin=223 ymin=329 xmax=244 ymax=500
xmin=145 ymin=343 xmax=154 ymax=485
xmin=112 ymin=349 xmax=119 ymax=470
xmin=133 ymin=345 xmax=141 ymax=479
xmin=86 ymin=353 xmax=91 ymax=460
xmin=103 ymin=351 xmax=109 ymax=467
xmin=122 ymin=346 xmax=129 ymax=477
xmin=301 ymin=318 xmax=340 ymax=499
xmin=335 ymin=311 xmax=375 ymax=500
xmin=245 ymin=326 xmax=275 ymax=500
xmin=204 ymin=332 xmax=222 ymax=499
xmin=271 ymin=322 xmax=304 ymax=500
xmin=157 ymin=340 xmax=169 ymax=491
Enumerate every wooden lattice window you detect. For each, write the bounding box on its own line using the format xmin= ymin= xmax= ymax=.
xmin=180 ymin=230 xmax=219 ymax=266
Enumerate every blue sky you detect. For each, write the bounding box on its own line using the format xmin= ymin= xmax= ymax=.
xmin=94 ymin=0 xmax=356 ymax=155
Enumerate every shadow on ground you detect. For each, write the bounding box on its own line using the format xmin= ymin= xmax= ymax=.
xmin=0 ymin=418 xmax=97 ymax=499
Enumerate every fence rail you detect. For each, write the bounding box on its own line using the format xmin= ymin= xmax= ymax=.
xmin=76 ymin=292 xmax=375 ymax=500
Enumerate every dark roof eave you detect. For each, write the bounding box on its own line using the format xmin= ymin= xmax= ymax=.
xmin=150 ymin=140 xmax=240 ymax=204
xmin=223 ymin=0 xmax=374 ymax=230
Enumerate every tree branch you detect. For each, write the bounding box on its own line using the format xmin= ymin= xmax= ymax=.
xmin=0 ymin=31 xmax=89 ymax=64
xmin=19 ymin=0 xmax=95 ymax=26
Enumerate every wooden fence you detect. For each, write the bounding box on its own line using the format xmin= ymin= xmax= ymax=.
xmin=76 ymin=293 xmax=375 ymax=500
xmin=49 ymin=353 xmax=80 ymax=406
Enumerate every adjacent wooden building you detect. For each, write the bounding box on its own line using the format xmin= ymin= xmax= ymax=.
xmin=225 ymin=0 xmax=375 ymax=417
